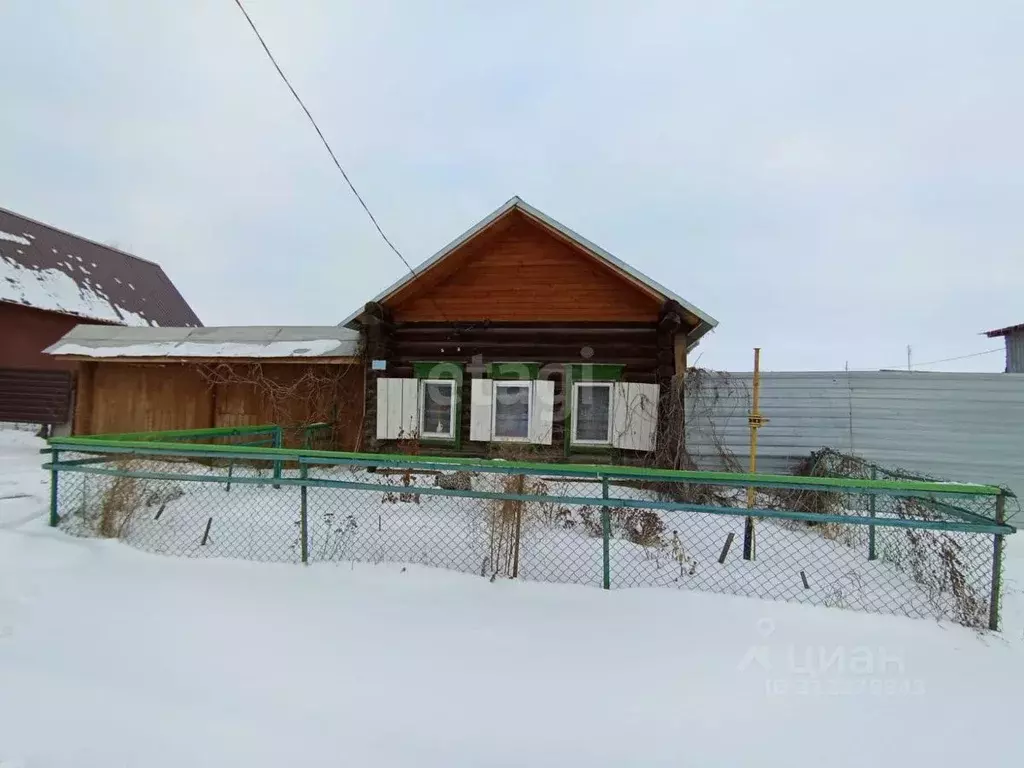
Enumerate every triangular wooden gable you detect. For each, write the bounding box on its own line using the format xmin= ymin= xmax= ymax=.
xmin=387 ymin=208 xmax=665 ymax=323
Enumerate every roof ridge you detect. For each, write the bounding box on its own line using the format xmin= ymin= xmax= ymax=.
xmin=0 ymin=205 xmax=160 ymax=267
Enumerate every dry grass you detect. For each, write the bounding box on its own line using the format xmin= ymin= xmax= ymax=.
xmin=98 ymin=464 xmax=148 ymax=539
xmin=482 ymin=443 xmax=553 ymax=577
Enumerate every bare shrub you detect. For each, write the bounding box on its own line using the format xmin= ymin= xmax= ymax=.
xmin=761 ymin=449 xmax=865 ymax=546
xmin=486 ymin=473 xmax=526 ymax=577
xmin=382 ymin=430 xmax=422 ymax=504
xmin=578 ymin=505 xmax=603 ymax=538
xmin=98 ymin=466 xmax=148 ymax=539
xmin=144 ymin=485 xmax=184 ymax=508
xmin=896 ymin=499 xmax=988 ymax=628
xmin=765 ymin=449 xmax=851 ymax=515
xmin=579 ymin=506 xmax=667 ymax=549
xmin=622 ymin=509 xmax=665 ymax=547
xmin=482 ymin=443 xmax=553 ymax=577
xmin=435 ymin=471 xmax=472 ymax=491
xmin=640 ymin=370 xmax=746 ymax=506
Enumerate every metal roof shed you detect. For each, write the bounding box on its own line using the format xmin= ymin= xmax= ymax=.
xmin=45 ymin=325 xmax=365 ymax=446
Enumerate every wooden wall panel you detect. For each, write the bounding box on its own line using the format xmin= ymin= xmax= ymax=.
xmin=88 ymin=364 xmax=212 ymax=435
xmin=82 ymin=361 xmax=365 ymax=450
xmin=73 ymin=362 xmax=95 ymax=435
xmin=213 ymin=378 xmax=264 ymax=429
xmin=390 ymin=213 xmax=662 ymax=323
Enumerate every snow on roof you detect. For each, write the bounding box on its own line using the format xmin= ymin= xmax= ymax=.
xmin=2 ymin=254 xmax=150 ymax=326
xmin=45 ymin=325 xmax=361 ymax=360
xmin=0 ymin=207 xmax=201 ymax=327
xmin=0 ymin=230 xmax=32 ymax=247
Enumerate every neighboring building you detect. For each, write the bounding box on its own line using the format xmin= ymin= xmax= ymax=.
xmin=985 ymin=323 xmax=1024 ymax=373
xmin=45 ymin=326 xmax=362 ymax=448
xmin=0 ymin=206 xmax=200 ymax=426
xmin=342 ymin=196 xmax=718 ymax=461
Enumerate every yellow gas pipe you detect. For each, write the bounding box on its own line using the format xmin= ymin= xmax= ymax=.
xmin=743 ymin=348 xmax=768 ymax=560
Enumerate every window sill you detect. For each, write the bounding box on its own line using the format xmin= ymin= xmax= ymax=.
xmin=569 ymin=444 xmax=614 ymax=454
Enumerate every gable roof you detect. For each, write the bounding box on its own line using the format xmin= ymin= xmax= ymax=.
xmin=340 ymin=197 xmax=718 ymax=342
xmin=0 ymin=206 xmax=201 ymax=327
xmin=45 ymin=325 xmax=358 ymax=361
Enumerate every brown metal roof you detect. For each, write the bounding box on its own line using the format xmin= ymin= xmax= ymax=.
xmin=0 ymin=206 xmax=201 ymax=327
xmin=985 ymin=323 xmax=1024 ymax=338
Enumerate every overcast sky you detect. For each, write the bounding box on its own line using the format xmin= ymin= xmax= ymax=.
xmin=1 ymin=1 xmax=1020 ymax=371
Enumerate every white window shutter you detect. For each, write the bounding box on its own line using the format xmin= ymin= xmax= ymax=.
xmin=400 ymin=378 xmax=419 ymax=438
xmin=529 ymin=379 xmax=555 ymax=445
xmin=376 ymin=378 xmax=419 ymax=440
xmin=612 ymin=382 xmax=659 ymax=451
xmin=610 ymin=382 xmax=629 ymax=448
xmin=375 ymin=378 xmax=391 ymax=439
xmin=631 ymin=382 xmax=660 ymax=451
xmin=469 ymin=379 xmax=493 ymax=441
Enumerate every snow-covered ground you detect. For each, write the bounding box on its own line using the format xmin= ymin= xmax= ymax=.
xmin=0 ymin=428 xmax=50 ymax=530
xmin=2 ymin=429 xmax=1023 ymax=766
xmin=57 ymin=453 xmax=999 ymax=624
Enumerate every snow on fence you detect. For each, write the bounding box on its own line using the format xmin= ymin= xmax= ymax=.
xmin=43 ymin=427 xmax=1018 ymax=630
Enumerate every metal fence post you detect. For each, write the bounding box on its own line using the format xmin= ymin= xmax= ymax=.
xmin=48 ymin=447 xmax=60 ymax=527
xmin=988 ymin=493 xmax=1006 ymax=631
xmin=601 ymin=476 xmax=611 ymax=590
xmin=272 ymin=426 xmax=283 ymax=489
xmin=299 ymin=463 xmax=309 ymax=565
xmin=867 ymin=467 xmax=877 ymax=561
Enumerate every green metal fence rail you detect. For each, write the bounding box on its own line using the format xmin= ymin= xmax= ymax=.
xmin=44 ymin=429 xmax=1018 ymax=630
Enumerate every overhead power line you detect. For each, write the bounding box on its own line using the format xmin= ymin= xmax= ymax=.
xmin=857 ymin=347 xmax=1003 ymax=371
xmin=230 ymin=0 xmax=422 ymax=281
xmin=907 ymin=348 xmax=1003 ymax=368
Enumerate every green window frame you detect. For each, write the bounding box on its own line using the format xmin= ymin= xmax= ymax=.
xmin=563 ymin=363 xmax=625 ymax=456
xmin=411 ymin=362 xmax=463 ymax=447
xmin=485 ymin=362 xmax=541 ymax=380
xmin=412 ymin=361 xmax=463 ymax=381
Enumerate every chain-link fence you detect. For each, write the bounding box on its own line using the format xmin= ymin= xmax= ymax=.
xmin=44 ymin=430 xmax=1017 ymax=630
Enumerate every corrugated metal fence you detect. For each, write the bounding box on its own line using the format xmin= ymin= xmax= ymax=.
xmin=685 ymin=371 xmax=1024 ymax=502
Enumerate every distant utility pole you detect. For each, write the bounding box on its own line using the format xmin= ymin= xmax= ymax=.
xmin=907 ymin=345 xmax=912 ymax=371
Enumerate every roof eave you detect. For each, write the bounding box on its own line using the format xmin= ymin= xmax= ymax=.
xmin=512 ymin=199 xmax=719 ymax=331
xmin=684 ymin=320 xmax=716 ymax=351
xmin=47 ymin=354 xmax=360 ymax=364
xmin=985 ymin=323 xmax=1024 ymax=338
xmin=339 ymin=198 xmax=523 ymax=328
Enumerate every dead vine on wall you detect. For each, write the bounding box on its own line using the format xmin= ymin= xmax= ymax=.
xmin=195 ymin=361 xmax=362 ymax=448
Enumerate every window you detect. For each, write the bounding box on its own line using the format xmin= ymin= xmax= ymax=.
xmin=492 ymin=381 xmax=532 ymax=441
xmin=419 ymin=379 xmax=456 ymax=439
xmin=573 ymin=382 xmax=613 ymax=444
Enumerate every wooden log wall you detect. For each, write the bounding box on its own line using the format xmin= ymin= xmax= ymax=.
xmin=362 ymin=302 xmax=682 ymax=457
xmin=656 ymin=301 xmax=687 ymax=467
